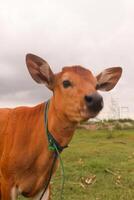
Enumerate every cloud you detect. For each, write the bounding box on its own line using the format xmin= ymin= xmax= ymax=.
xmin=0 ymin=0 xmax=133 ymax=118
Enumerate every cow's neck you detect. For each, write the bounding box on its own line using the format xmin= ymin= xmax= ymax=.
xmin=47 ymin=98 xmax=77 ymax=148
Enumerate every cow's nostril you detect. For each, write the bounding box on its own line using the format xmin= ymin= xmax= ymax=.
xmin=85 ymin=95 xmax=93 ymax=104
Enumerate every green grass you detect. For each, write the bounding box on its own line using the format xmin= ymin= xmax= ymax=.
xmin=20 ymin=129 xmax=134 ymax=200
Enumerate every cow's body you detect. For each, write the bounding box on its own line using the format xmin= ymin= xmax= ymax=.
xmin=0 ymin=103 xmax=58 ymax=199
xmin=0 ymin=53 xmax=122 ymax=200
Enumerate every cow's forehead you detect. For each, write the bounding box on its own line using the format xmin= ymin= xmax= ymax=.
xmin=62 ymin=65 xmax=92 ymax=75
xmin=61 ymin=65 xmax=94 ymax=80
xmin=55 ymin=65 xmax=96 ymax=85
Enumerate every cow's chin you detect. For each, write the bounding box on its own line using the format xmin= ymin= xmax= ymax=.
xmin=65 ymin=107 xmax=100 ymax=123
xmin=68 ymin=112 xmax=99 ymax=123
xmin=79 ymin=110 xmax=100 ymax=122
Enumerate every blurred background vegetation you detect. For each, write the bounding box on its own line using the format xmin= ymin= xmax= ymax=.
xmin=20 ymin=119 xmax=134 ymax=200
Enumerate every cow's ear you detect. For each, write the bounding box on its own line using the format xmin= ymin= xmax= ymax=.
xmin=26 ymin=53 xmax=54 ymax=90
xmin=96 ymin=67 xmax=122 ymax=91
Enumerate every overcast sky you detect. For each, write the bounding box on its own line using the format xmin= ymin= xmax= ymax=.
xmin=0 ymin=0 xmax=134 ymax=119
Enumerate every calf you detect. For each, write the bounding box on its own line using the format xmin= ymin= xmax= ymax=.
xmin=0 ymin=54 xmax=122 ymax=200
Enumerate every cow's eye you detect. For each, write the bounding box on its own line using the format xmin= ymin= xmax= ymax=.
xmin=63 ymin=80 xmax=72 ymax=88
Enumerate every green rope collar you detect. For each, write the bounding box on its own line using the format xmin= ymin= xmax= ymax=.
xmin=40 ymin=100 xmax=66 ymax=200
xmin=45 ymin=100 xmax=68 ymax=152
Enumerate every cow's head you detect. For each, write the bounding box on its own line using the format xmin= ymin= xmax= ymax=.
xmin=26 ymin=54 xmax=122 ymax=122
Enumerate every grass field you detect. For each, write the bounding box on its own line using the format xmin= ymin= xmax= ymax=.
xmin=20 ymin=129 xmax=134 ymax=200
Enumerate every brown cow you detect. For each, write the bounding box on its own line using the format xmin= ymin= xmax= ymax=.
xmin=0 ymin=54 xmax=122 ymax=200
